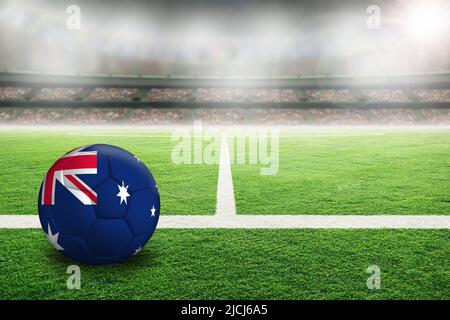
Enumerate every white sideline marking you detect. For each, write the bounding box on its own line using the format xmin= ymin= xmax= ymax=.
xmin=160 ymin=215 xmax=450 ymax=229
xmin=215 ymin=134 xmax=236 ymax=216
xmin=0 ymin=215 xmax=449 ymax=229
xmin=0 ymin=215 xmax=41 ymax=228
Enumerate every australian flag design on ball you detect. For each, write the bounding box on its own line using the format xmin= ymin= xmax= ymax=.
xmin=38 ymin=144 xmax=160 ymax=265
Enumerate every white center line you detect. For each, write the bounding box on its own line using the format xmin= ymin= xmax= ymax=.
xmin=215 ymin=134 xmax=236 ymax=216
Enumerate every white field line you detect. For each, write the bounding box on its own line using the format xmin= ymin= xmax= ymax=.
xmin=1 ymin=215 xmax=450 ymax=229
xmin=215 ymin=134 xmax=236 ymax=216
xmin=160 ymin=215 xmax=450 ymax=229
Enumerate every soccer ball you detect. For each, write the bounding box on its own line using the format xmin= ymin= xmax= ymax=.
xmin=38 ymin=144 xmax=160 ymax=265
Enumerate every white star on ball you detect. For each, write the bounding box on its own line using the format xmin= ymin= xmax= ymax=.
xmin=133 ymin=246 xmax=142 ymax=255
xmin=46 ymin=223 xmax=64 ymax=251
xmin=117 ymin=181 xmax=130 ymax=205
xmin=150 ymin=205 xmax=156 ymax=217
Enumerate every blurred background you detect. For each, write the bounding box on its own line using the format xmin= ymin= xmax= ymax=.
xmin=0 ymin=0 xmax=449 ymax=76
xmin=0 ymin=0 xmax=449 ymax=126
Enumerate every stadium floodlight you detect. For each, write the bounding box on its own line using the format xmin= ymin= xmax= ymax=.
xmin=404 ymin=1 xmax=448 ymax=40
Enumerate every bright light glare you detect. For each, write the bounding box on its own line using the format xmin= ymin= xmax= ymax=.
xmin=405 ymin=2 xmax=448 ymax=39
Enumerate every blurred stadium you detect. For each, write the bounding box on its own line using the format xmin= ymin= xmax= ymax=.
xmin=0 ymin=0 xmax=449 ymax=300
xmin=0 ymin=71 xmax=450 ymax=124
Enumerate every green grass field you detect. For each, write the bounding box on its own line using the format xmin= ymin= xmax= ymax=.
xmin=1 ymin=129 xmax=449 ymax=215
xmin=232 ymin=130 xmax=450 ymax=214
xmin=0 ymin=229 xmax=448 ymax=299
xmin=0 ymin=127 xmax=449 ymax=299
xmin=0 ymin=130 xmax=218 ymax=215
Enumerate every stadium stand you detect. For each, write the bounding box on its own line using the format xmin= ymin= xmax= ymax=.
xmin=0 ymin=87 xmax=32 ymax=100
xmin=1 ymin=107 xmax=450 ymax=125
xmin=304 ymin=89 xmax=358 ymax=102
xmin=1 ymin=86 xmax=450 ymax=104
xmin=129 ymin=108 xmax=186 ymax=124
xmin=148 ymin=89 xmax=194 ymax=102
xmin=411 ymin=89 xmax=450 ymax=102
xmin=360 ymin=89 xmax=410 ymax=103
xmin=0 ymin=72 xmax=449 ymax=125
xmin=88 ymin=88 xmax=139 ymax=101
xmin=32 ymin=88 xmax=83 ymax=101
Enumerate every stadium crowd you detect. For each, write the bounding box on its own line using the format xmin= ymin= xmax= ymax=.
xmin=32 ymin=88 xmax=82 ymax=101
xmin=0 ymin=87 xmax=32 ymax=100
xmin=360 ymin=89 xmax=410 ymax=103
xmin=1 ymin=85 xmax=450 ymax=125
xmin=148 ymin=88 xmax=194 ymax=102
xmin=2 ymin=87 xmax=450 ymax=103
xmin=304 ymin=89 xmax=358 ymax=102
xmin=2 ymin=107 xmax=450 ymax=125
xmin=88 ymin=88 xmax=139 ymax=100
xmin=411 ymin=89 xmax=450 ymax=103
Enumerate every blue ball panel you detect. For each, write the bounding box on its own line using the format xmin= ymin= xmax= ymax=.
xmin=126 ymin=189 xmax=160 ymax=236
xmin=85 ymin=219 xmax=133 ymax=257
xmin=58 ymin=233 xmax=96 ymax=264
xmin=109 ymin=152 xmax=155 ymax=192
xmin=51 ymin=181 xmax=97 ymax=237
xmin=95 ymin=178 xmax=128 ymax=218
xmin=121 ymin=233 xmax=153 ymax=260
